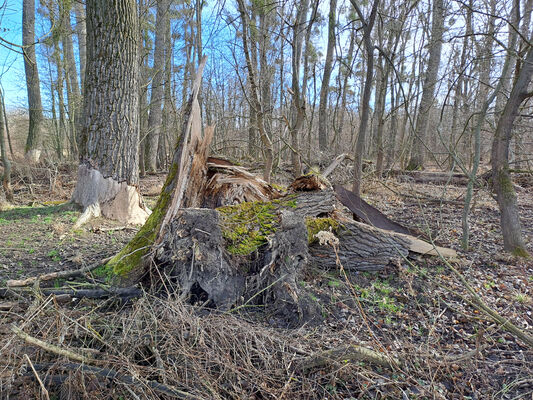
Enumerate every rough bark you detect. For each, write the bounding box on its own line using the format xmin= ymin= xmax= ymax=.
xmin=309 ymin=220 xmax=410 ymax=272
xmin=406 ymin=0 xmax=445 ymax=170
xmin=288 ymin=0 xmax=310 ymax=176
xmin=23 ymin=0 xmax=45 ymax=162
xmin=490 ymin=30 xmax=533 ymax=257
xmin=145 ymin=0 xmax=169 ymax=173
xmin=72 ymin=0 xmax=149 ymax=226
xmin=102 ymin=58 xmax=208 ymax=284
xmin=350 ymin=0 xmax=379 ymax=195
xmin=73 ymin=0 xmax=87 ymax=91
xmin=317 ymin=0 xmax=337 ymax=151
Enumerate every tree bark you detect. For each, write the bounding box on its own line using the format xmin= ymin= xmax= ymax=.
xmin=236 ymin=0 xmax=273 ymax=182
xmin=73 ymin=0 xmax=87 ymax=92
xmin=490 ymin=31 xmax=533 ymax=257
xmin=317 ymin=0 xmax=337 ymax=152
xmin=145 ymin=0 xmax=169 ymax=173
xmin=406 ymin=0 xmax=445 ymax=170
xmin=72 ymin=0 xmax=149 ymax=226
xmin=22 ymin=0 xmax=45 ymax=163
xmin=289 ymin=0 xmax=310 ymax=176
xmin=350 ymin=0 xmax=379 ymax=195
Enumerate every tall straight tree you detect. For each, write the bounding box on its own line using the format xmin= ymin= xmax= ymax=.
xmin=317 ymin=0 xmax=337 ymax=152
xmin=350 ymin=0 xmax=379 ymax=195
xmin=145 ymin=0 xmax=169 ymax=173
xmin=22 ymin=0 xmax=45 ymax=163
xmin=289 ymin=0 xmax=310 ymax=177
xmin=406 ymin=0 xmax=444 ymax=170
xmin=71 ymin=0 xmax=149 ymax=225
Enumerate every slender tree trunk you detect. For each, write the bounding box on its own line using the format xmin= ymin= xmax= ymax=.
xmin=62 ymin=6 xmax=82 ymax=155
xmin=74 ymin=1 xmax=87 ymax=91
xmin=407 ymin=0 xmax=445 ymax=170
xmin=72 ymin=0 xmax=149 ymax=225
xmin=236 ymin=0 xmax=273 ymax=182
xmin=0 ymin=88 xmax=12 ymax=203
xmin=317 ymin=0 xmax=337 ymax=152
xmin=145 ymin=0 xmax=169 ymax=173
xmin=23 ymin=0 xmax=45 ymax=163
xmin=461 ymin=0 xmax=496 ymax=249
xmin=289 ymin=0 xmax=310 ymax=176
xmin=490 ymin=34 xmax=532 ymax=257
xmin=350 ymin=0 xmax=379 ymax=195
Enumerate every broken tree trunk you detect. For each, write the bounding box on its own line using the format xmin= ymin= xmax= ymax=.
xmin=99 ymin=60 xmax=456 ymax=326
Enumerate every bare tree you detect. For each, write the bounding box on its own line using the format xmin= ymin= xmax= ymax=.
xmin=490 ymin=31 xmax=533 ymax=257
xmin=22 ymin=0 xmax=45 ymax=163
xmin=406 ymin=0 xmax=445 ymax=170
xmin=350 ymin=0 xmax=379 ymax=195
xmin=145 ymin=0 xmax=169 ymax=173
xmin=317 ymin=0 xmax=337 ymax=152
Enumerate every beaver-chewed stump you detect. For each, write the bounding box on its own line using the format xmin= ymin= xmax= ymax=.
xmin=150 ymin=189 xmax=417 ymax=326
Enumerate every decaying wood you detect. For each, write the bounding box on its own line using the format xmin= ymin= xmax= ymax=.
xmin=322 ymin=153 xmax=348 ymax=178
xmin=203 ymin=160 xmax=280 ymax=208
xmin=289 ymin=174 xmax=328 ymax=192
xmin=309 ymin=219 xmax=410 ymax=272
xmin=334 ymin=184 xmax=418 ymax=236
xmin=333 ymin=184 xmax=457 ymax=259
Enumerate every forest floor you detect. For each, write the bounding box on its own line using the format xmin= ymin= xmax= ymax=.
xmin=0 ymin=162 xmax=532 ymax=399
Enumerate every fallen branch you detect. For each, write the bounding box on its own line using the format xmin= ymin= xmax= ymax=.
xmin=6 ymin=256 xmax=113 ymax=287
xmin=296 ymin=344 xmax=400 ymax=372
xmin=30 ymin=362 xmax=201 ymax=399
xmin=11 ymin=325 xmax=90 ymax=363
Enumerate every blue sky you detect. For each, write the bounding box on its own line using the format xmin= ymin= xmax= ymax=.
xmin=0 ymin=0 xmax=28 ymax=110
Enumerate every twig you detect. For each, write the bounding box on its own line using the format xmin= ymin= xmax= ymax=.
xmin=11 ymin=325 xmax=90 ymax=363
xmin=24 ymin=354 xmax=50 ymax=400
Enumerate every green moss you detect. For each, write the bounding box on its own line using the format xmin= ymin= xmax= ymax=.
xmin=306 ymin=217 xmax=340 ymax=244
xmin=217 ymin=195 xmax=302 ymax=256
xmin=497 ymin=169 xmax=516 ymax=201
xmin=103 ymin=162 xmax=180 ymax=280
xmin=511 ymin=246 xmax=531 ymax=258
xmin=218 ymin=201 xmax=279 ymax=255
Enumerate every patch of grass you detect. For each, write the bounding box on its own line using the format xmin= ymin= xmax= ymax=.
xmin=514 ymin=293 xmax=531 ymax=305
xmin=47 ymin=249 xmax=61 ymax=262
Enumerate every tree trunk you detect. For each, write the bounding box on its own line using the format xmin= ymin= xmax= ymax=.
xmin=22 ymin=0 xmax=45 ymax=163
xmin=406 ymin=0 xmax=444 ymax=170
xmin=317 ymin=0 xmax=337 ymax=152
xmin=61 ymin=6 xmax=82 ymax=155
xmin=289 ymin=0 xmax=310 ymax=176
xmin=73 ymin=1 xmax=87 ymax=92
xmin=145 ymin=0 xmax=169 ymax=173
xmin=236 ymin=0 xmax=273 ymax=182
xmin=72 ymin=0 xmax=149 ymax=226
xmin=490 ymin=31 xmax=533 ymax=257
xmin=0 ymin=87 xmax=12 ymax=203
xmin=350 ymin=0 xmax=379 ymax=195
